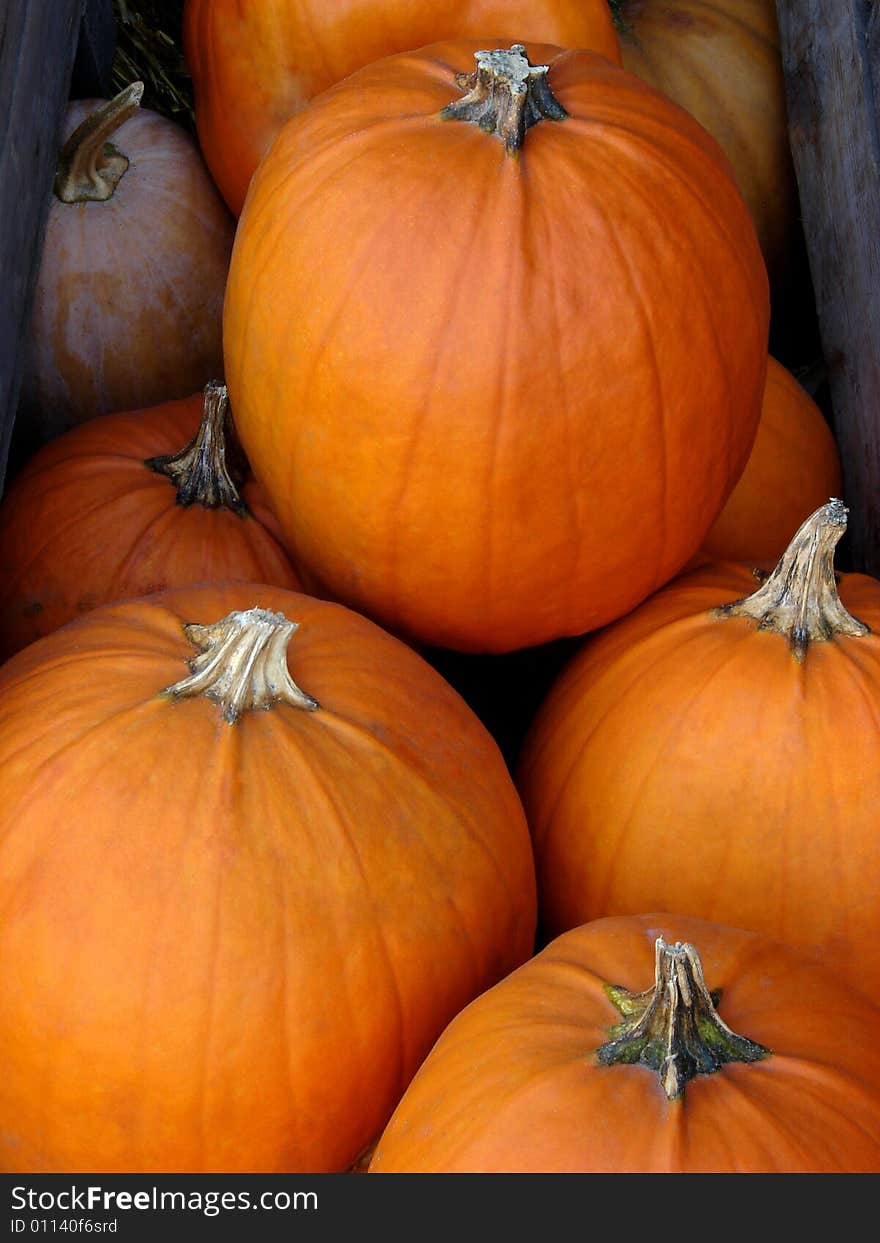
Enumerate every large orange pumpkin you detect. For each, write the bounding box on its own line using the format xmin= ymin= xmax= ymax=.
xmin=518 ymin=499 xmax=880 ymax=997
xmin=369 ymin=914 xmax=880 ymax=1173
xmin=223 ymin=41 xmax=769 ymax=654
xmin=0 ymin=384 xmax=300 ymax=660
xmin=0 ymin=584 xmax=536 ymax=1171
xmin=19 ymin=85 xmax=234 ymax=445
xmin=183 ymin=0 xmax=621 ymax=215
xmin=699 ymin=356 xmax=842 ymax=566
xmin=612 ymin=0 xmax=799 ymax=300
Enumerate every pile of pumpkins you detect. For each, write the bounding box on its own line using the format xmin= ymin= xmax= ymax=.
xmin=0 ymin=0 xmax=878 ymax=1175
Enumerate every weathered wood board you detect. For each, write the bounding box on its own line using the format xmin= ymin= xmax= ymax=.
xmin=776 ymin=0 xmax=880 ymax=574
xmin=0 ymin=1 xmax=116 ymax=497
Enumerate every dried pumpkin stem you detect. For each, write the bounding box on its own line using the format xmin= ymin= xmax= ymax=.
xmin=712 ymin=498 xmax=869 ymax=660
xmin=163 ymin=608 xmax=320 ymax=723
xmin=55 ymin=81 xmax=144 ymax=203
xmin=440 ymin=44 xmax=567 ymax=154
xmin=145 ymin=381 xmax=249 ymax=516
xmin=596 ymin=937 xmax=769 ymax=1099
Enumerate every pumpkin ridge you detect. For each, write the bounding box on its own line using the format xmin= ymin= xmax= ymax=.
xmin=570 ymin=117 xmax=761 ymax=497
xmin=527 ymin=160 xmax=584 ymax=621
xmin=0 ymin=476 xmax=165 ymax=602
xmin=588 ymin=626 xmax=762 ymax=917
xmin=233 ymin=153 xmax=435 ymax=551
xmin=316 ymin=709 xmax=522 ymax=919
xmin=384 ymin=160 xmax=502 ymax=626
xmin=757 ymin=1057 xmax=880 ymax=1137
xmin=0 ymin=695 xmax=168 ymax=865
xmin=104 ymin=499 xmax=187 ymax=598
xmin=814 ymin=639 xmax=880 ymax=954
xmin=145 ymin=239 xmax=208 ymax=343
xmin=709 ymin=1061 xmax=848 ymax=1171
xmin=596 ymin=120 xmax=768 ymax=332
xmin=256 ymin=720 xmax=411 ymax=1099
xmin=481 ymin=172 xmax=527 ymax=621
xmin=679 ymin=0 xmax=778 ymax=50
xmin=248 ymin=113 xmax=434 ymax=227
xmin=581 ymin=176 xmax=671 ymax=579
xmin=523 ymin=617 xmax=727 ymax=850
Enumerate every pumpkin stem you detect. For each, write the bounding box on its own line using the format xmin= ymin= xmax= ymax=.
xmin=712 ymin=498 xmax=869 ymax=660
xmin=54 ymin=81 xmax=144 ymax=203
xmin=162 ymin=608 xmax=320 ymax=723
xmin=596 ymin=937 xmax=769 ymax=1099
xmin=144 ymin=382 xmax=249 ymax=516
xmin=440 ymin=44 xmax=567 ymax=154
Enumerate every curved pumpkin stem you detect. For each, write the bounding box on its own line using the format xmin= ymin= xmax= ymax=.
xmin=55 ymin=81 xmax=144 ymax=203
xmin=712 ymin=498 xmax=870 ymax=660
xmin=145 ymin=381 xmax=249 ymax=516
xmin=597 ymin=937 xmax=769 ymax=1099
xmin=163 ymin=608 xmax=320 ymax=723
xmin=440 ymin=44 xmax=567 ymax=154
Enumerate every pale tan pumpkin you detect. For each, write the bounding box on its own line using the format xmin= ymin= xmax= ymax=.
xmin=20 ymin=85 xmax=234 ymax=444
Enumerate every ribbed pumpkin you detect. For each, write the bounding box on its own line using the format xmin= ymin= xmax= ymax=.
xmin=518 ymin=500 xmax=880 ymax=998
xmin=19 ymin=84 xmax=234 ymax=445
xmin=183 ymin=0 xmax=621 ymax=214
xmin=0 ymin=584 xmax=536 ymax=1172
xmin=0 ymin=384 xmax=300 ymax=660
xmin=612 ymin=0 xmax=798 ymax=298
xmin=699 ymin=356 xmax=842 ymax=566
xmin=369 ymin=914 xmax=880 ymax=1173
xmin=223 ymin=40 xmax=769 ymax=654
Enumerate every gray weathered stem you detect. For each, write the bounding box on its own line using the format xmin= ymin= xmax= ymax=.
xmin=440 ymin=44 xmax=567 ymax=154
xmin=163 ymin=608 xmax=320 ymax=723
xmin=713 ymin=498 xmax=869 ymax=660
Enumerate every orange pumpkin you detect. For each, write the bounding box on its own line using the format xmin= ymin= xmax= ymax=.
xmin=612 ymin=1 xmax=799 ymax=299
xmin=0 ymin=584 xmax=536 ymax=1172
xmin=699 ymin=356 xmax=842 ymax=566
xmin=223 ymin=41 xmax=769 ymax=654
xmin=0 ymin=384 xmax=300 ymax=660
xmin=19 ymin=85 xmax=234 ymax=445
xmin=369 ymin=914 xmax=880 ymax=1173
xmin=183 ymin=0 xmax=621 ymax=215
xmin=518 ymin=500 xmax=880 ymax=998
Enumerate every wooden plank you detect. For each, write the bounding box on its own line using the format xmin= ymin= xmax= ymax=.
xmin=775 ymin=0 xmax=880 ymax=574
xmin=0 ymin=0 xmax=84 ymax=496
xmin=71 ymin=0 xmax=117 ymax=98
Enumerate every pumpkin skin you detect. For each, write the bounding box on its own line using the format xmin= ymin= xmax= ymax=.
xmin=0 ymin=388 xmax=300 ymax=661
xmin=517 ymin=504 xmax=880 ymax=997
xmin=183 ymin=0 xmax=621 ymax=215
xmin=699 ymin=356 xmax=842 ymax=566
xmin=614 ymin=1 xmax=798 ymax=299
xmin=0 ymin=583 xmax=537 ymax=1172
xmin=223 ymin=41 xmax=770 ymax=654
xmin=20 ymin=91 xmax=234 ymax=444
xmin=369 ymin=914 xmax=880 ymax=1173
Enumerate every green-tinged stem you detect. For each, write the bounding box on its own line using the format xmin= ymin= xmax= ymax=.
xmin=596 ymin=937 xmax=769 ymax=1099
xmin=55 ymin=81 xmax=144 ymax=203
xmin=162 ymin=609 xmax=320 ymax=723
xmin=713 ymin=498 xmax=870 ymax=660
